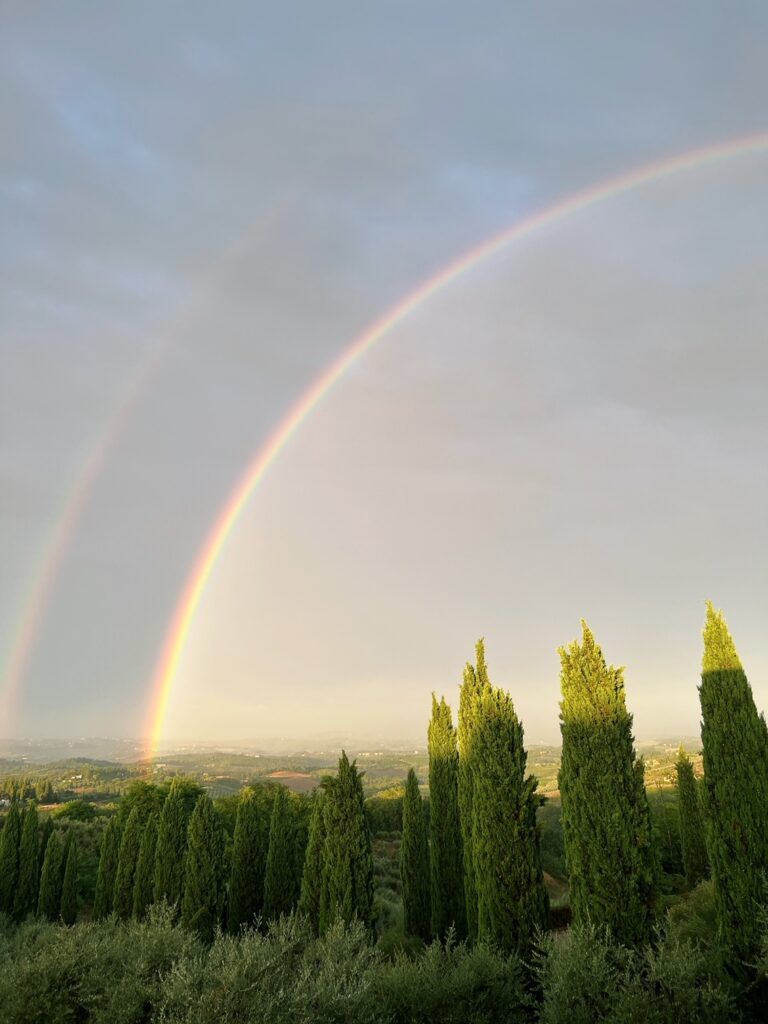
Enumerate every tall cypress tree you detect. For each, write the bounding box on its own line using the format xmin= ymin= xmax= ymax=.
xmin=228 ymin=787 xmax=269 ymax=932
xmin=263 ymin=786 xmax=297 ymax=920
xmin=133 ymin=812 xmax=158 ymax=920
xmin=181 ymin=793 xmax=226 ymax=942
xmin=299 ymin=787 xmax=327 ymax=933
xmin=319 ymin=752 xmax=375 ymax=933
xmin=39 ymin=816 xmax=53 ymax=876
xmin=401 ymin=767 xmax=431 ymax=940
xmin=113 ymin=807 xmax=143 ymax=920
xmin=457 ymin=639 xmax=491 ymax=942
xmin=699 ymin=603 xmax=768 ymax=964
xmin=428 ymin=694 xmax=465 ymax=939
xmin=60 ymin=835 xmax=78 ymax=925
xmin=93 ymin=818 xmax=121 ymax=920
xmin=13 ymin=802 xmax=39 ymax=921
xmin=37 ymin=830 xmax=63 ymax=920
xmin=675 ymin=748 xmax=708 ymax=889
xmin=154 ymin=778 xmax=196 ymax=910
xmin=472 ymin=681 xmax=548 ymax=953
xmin=0 ymin=802 xmax=22 ymax=915
xmin=558 ymin=622 xmax=656 ymax=945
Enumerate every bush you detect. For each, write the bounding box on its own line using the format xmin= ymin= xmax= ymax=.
xmin=534 ymin=923 xmax=736 ymax=1024
xmin=373 ymin=934 xmax=532 ymax=1024
xmin=53 ymin=799 xmax=97 ymax=822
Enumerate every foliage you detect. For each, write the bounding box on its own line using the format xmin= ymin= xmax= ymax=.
xmin=320 ymin=751 xmax=375 ymax=934
xmin=675 ymin=748 xmax=709 ymax=889
xmin=400 ymin=767 xmax=430 ymax=940
xmin=263 ymin=785 xmax=298 ymax=921
xmin=113 ymin=806 xmax=143 ymax=920
xmin=93 ymin=816 xmax=121 ymax=920
xmin=60 ymin=835 xmax=79 ymax=925
xmin=115 ymin=780 xmax=165 ymax=827
xmin=534 ymin=923 xmax=736 ymax=1024
xmin=37 ymin=830 xmax=64 ymax=921
xmin=365 ymin=787 xmax=404 ymax=832
xmin=472 ymin=681 xmax=548 ymax=954
xmin=13 ymin=802 xmax=39 ymax=921
xmin=0 ymin=802 xmax=22 ymax=915
xmin=154 ymin=777 xmax=200 ymax=911
xmin=457 ymin=640 xmax=491 ymax=943
xmin=228 ymin=785 xmax=270 ymax=932
xmin=699 ymin=603 xmax=768 ymax=967
xmin=558 ymin=622 xmax=656 ymax=944
xmin=133 ymin=811 xmax=158 ymax=921
xmin=53 ymin=798 xmax=97 ymax=821
xmin=180 ymin=793 xmax=226 ymax=942
xmin=299 ymin=786 xmax=327 ymax=933
xmin=428 ymin=693 xmax=465 ymax=940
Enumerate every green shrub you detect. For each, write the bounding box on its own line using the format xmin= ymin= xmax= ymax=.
xmin=53 ymin=799 xmax=97 ymax=822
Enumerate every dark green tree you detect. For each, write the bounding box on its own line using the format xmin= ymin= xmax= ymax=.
xmin=60 ymin=835 xmax=78 ymax=925
xmin=263 ymin=786 xmax=297 ymax=920
xmin=428 ymin=695 xmax=465 ymax=939
xmin=699 ymin=603 xmax=768 ymax=965
xmin=13 ymin=802 xmax=40 ymax=921
xmin=133 ymin=812 xmax=158 ymax=920
xmin=299 ymin=786 xmax=327 ymax=933
xmin=472 ymin=681 xmax=548 ymax=953
xmin=154 ymin=777 xmax=200 ymax=910
xmin=37 ymin=830 xmax=63 ymax=920
xmin=457 ymin=639 xmax=491 ymax=942
xmin=93 ymin=817 xmax=121 ymax=920
xmin=319 ymin=752 xmax=375 ymax=933
xmin=113 ymin=807 xmax=143 ymax=920
xmin=0 ymin=802 xmax=22 ymax=915
xmin=558 ymin=622 xmax=656 ymax=945
xmin=38 ymin=815 xmax=54 ymax=875
xmin=116 ymin=780 xmax=164 ymax=827
xmin=675 ymin=748 xmax=708 ymax=889
xmin=180 ymin=793 xmax=226 ymax=942
xmin=400 ymin=767 xmax=431 ymax=940
xmin=228 ymin=787 xmax=269 ymax=932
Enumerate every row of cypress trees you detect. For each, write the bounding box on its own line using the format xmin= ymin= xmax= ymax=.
xmin=0 ymin=803 xmax=79 ymax=925
xmin=86 ymin=752 xmax=375 ymax=941
xmin=403 ymin=605 xmax=768 ymax=971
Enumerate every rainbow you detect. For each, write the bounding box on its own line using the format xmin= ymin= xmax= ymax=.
xmin=0 ymin=200 xmax=293 ymax=733
xmin=140 ymin=129 xmax=768 ymax=754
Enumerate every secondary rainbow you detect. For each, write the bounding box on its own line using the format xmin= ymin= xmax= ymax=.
xmin=0 ymin=201 xmax=292 ymax=732
xmin=146 ymin=130 xmax=768 ymax=755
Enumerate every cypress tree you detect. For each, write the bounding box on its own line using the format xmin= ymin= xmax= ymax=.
xmin=37 ymin=830 xmax=63 ymax=920
xmin=13 ymin=802 xmax=40 ymax=921
xmin=675 ymin=748 xmax=708 ymax=889
xmin=60 ymin=835 xmax=78 ymax=925
xmin=153 ymin=778 xmax=195 ymax=910
xmin=39 ymin=815 xmax=53 ymax=875
xmin=457 ymin=639 xmax=491 ymax=942
xmin=558 ymin=622 xmax=656 ymax=945
xmin=263 ymin=786 xmax=297 ymax=920
xmin=228 ymin=787 xmax=269 ymax=932
xmin=93 ymin=818 xmax=121 ymax=920
xmin=319 ymin=752 xmax=375 ymax=933
xmin=0 ymin=802 xmax=22 ymax=915
xmin=428 ymin=695 xmax=465 ymax=939
xmin=299 ymin=787 xmax=327 ymax=933
xmin=400 ymin=767 xmax=431 ymax=940
xmin=472 ymin=681 xmax=548 ymax=953
xmin=113 ymin=807 xmax=143 ymax=920
xmin=133 ymin=812 xmax=158 ymax=920
xmin=180 ymin=793 xmax=226 ymax=942
xmin=699 ymin=603 xmax=768 ymax=964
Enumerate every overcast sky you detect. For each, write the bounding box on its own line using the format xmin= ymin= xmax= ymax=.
xmin=2 ymin=3 xmax=768 ymax=747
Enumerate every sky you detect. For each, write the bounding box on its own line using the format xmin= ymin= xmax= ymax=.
xmin=2 ymin=3 xmax=768 ymax=748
